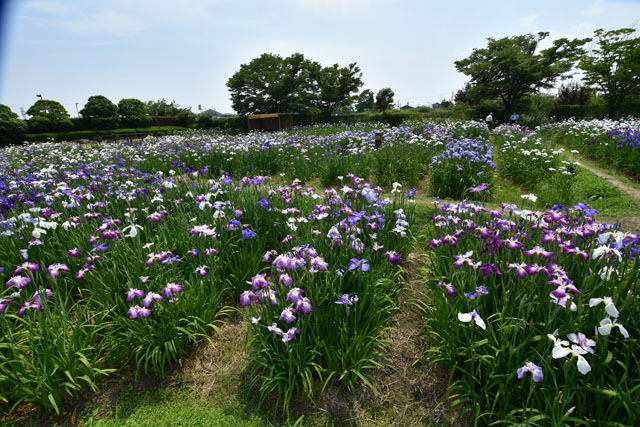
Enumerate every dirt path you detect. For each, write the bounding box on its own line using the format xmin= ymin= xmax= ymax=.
xmin=572 ymin=155 xmax=640 ymax=232
xmin=574 ymin=157 xmax=640 ymax=203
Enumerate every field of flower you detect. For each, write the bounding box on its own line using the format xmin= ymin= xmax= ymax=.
xmin=0 ymin=118 xmax=638 ymax=425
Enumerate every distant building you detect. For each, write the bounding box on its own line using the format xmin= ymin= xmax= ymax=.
xmin=400 ymin=104 xmax=413 ymax=111
xmin=248 ymin=113 xmax=294 ymax=131
xmin=199 ymin=109 xmax=232 ymax=118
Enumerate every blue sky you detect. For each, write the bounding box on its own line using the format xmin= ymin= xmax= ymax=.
xmin=1 ymin=0 xmax=639 ymax=117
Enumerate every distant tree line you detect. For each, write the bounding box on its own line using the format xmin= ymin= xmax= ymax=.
xmin=452 ymin=27 xmax=640 ymax=121
xmin=0 ymin=95 xmax=237 ymax=143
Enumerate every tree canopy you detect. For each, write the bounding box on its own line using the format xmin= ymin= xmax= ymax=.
xmin=118 ymin=98 xmax=152 ymax=127
xmin=145 ymin=99 xmax=188 ymax=116
xmin=118 ymin=98 xmax=148 ymax=117
xmin=26 ymin=99 xmax=72 ymax=131
xmin=375 ymin=88 xmax=395 ymax=112
xmin=227 ymin=53 xmax=363 ymax=117
xmin=308 ymin=62 xmax=363 ymax=119
xmin=579 ymin=28 xmax=640 ymax=118
xmin=0 ymin=104 xmax=27 ymax=137
xmin=454 ymin=32 xmax=586 ymax=119
xmin=80 ymin=95 xmax=120 ymax=129
xmin=356 ymin=89 xmax=374 ymax=112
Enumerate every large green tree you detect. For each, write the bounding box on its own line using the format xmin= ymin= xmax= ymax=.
xmin=118 ymin=98 xmax=152 ymax=127
xmin=145 ymin=99 xmax=185 ymax=116
xmin=454 ymin=32 xmax=586 ymax=119
xmin=80 ymin=95 xmax=120 ymax=129
xmin=308 ymin=62 xmax=363 ymax=120
xmin=356 ymin=89 xmax=374 ymax=112
xmin=227 ymin=53 xmax=315 ymax=115
xmin=579 ymin=28 xmax=640 ymax=118
xmin=0 ymin=105 xmax=28 ymax=144
xmin=26 ymin=99 xmax=73 ymax=131
xmin=375 ymin=88 xmax=395 ymax=112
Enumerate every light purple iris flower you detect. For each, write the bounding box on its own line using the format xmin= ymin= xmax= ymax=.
xmin=239 ymin=290 xmax=258 ymax=307
xmin=6 ymin=276 xmax=31 ymax=289
xmin=162 ymin=282 xmax=182 ymax=299
xmin=286 ymin=288 xmax=304 ymax=304
xmin=296 ymin=297 xmax=312 ymax=314
xmin=335 ymin=294 xmax=359 ymax=306
xmin=279 ymin=307 xmax=297 ymax=324
xmin=517 ymin=362 xmax=543 ymax=382
xmin=125 ymin=288 xmax=145 ymax=302
xmin=347 ymin=258 xmax=369 ymax=272
xmin=47 ymin=263 xmax=70 ymax=278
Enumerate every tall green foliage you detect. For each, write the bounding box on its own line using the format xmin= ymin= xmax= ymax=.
xmin=26 ymin=100 xmax=73 ymax=132
xmin=579 ymin=28 xmax=640 ymax=118
xmin=455 ymin=33 xmax=586 ymax=120
xmin=80 ymin=95 xmax=120 ymax=130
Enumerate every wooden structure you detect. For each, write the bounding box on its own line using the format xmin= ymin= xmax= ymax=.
xmin=248 ymin=113 xmax=294 ymax=131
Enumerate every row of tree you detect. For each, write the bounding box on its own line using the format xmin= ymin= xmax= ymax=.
xmin=453 ymin=28 xmax=640 ymax=119
xmin=0 ymin=97 xmax=201 ymax=136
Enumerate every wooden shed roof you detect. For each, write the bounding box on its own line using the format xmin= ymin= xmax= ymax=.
xmin=248 ymin=113 xmax=295 ymax=119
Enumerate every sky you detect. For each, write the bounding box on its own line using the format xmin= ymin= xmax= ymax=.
xmin=0 ymin=0 xmax=639 ymax=118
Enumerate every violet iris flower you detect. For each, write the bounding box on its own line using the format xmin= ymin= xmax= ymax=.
xmin=347 ymin=258 xmax=369 ymax=272
xmin=335 ymin=294 xmax=358 ymax=306
xmin=162 ymin=282 xmax=182 ymax=299
xmin=436 ymin=281 xmax=456 ymax=296
xmin=47 ymin=263 xmax=70 ymax=278
xmin=279 ymin=307 xmax=297 ymax=324
xmin=242 ymin=228 xmax=257 ymax=239
xmin=296 ymin=297 xmax=312 ymax=314
xmin=13 ymin=262 xmax=39 ymax=275
xmin=517 ymin=362 xmax=543 ymax=382
xmin=125 ymin=288 xmax=145 ymax=302
xmin=383 ymin=251 xmax=404 ymax=265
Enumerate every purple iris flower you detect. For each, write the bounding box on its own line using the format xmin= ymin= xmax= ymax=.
xmin=286 ymin=288 xmax=304 ymax=304
xmin=47 ymin=263 xmax=70 ymax=278
xmin=90 ymin=243 xmax=108 ymax=253
xmin=256 ymin=198 xmax=269 ymax=209
xmin=279 ymin=307 xmax=297 ymax=324
xmin=507 ymin=262 xmax=528 ymax=278
xmin=479 ymin=263 xmax=501 ymax=276
xmin=297 ymin=297 xmax=312 ymax=314
xmin=335 ymin=294 xmax=358 ymax=306
xmin=242 ymin=228 xmax=257 ymax=239
xmin=66 ymin=248 xmax=82 ymax=258
xmin=13 ymin=262 xmax=39 ymax=275
xmin=436 ymin=281 xmax=456 ymax=296
xmin=281 ymin=327 xmax=299 ymax=343
xmin=517 ymin=362 xmax=543 ymax=382
xmin=239 ymin=290 xmax=258 ymax=307
xmin=142 ymin=292 xmax=163 ymax=308
xmin=125 ymin=288 xmax=145 ymax=302
xmin=162 ymin=282 xmax=182 ymax=299
xmin=384 ymin=251 xmax=404 ymax=265
xmin=248 ymin=273 xmax=270 ymax=291
xmin=347 ymin=258 xmax=370 ymax=272
xmin=0 ymin=299 xmax=12 ymax=314
xmin=464 ymin=292 xmax=478 ymax=300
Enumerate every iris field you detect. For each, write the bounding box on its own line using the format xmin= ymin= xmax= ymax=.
xmin=1 ymin=117 xmax=639 ymax=425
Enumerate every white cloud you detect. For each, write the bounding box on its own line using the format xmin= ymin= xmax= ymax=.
xmin=62 ymin=11 xmax=143 ymax=37
xmin=581 ymin=1 xmax=606 ymax=17
xmin=295 ymin=0 xmax=378 ymax=11
xmin=519 ymin=14 xmax=537 ymax=30
xmin=26 ymin=1 xmax=78 ymax=16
